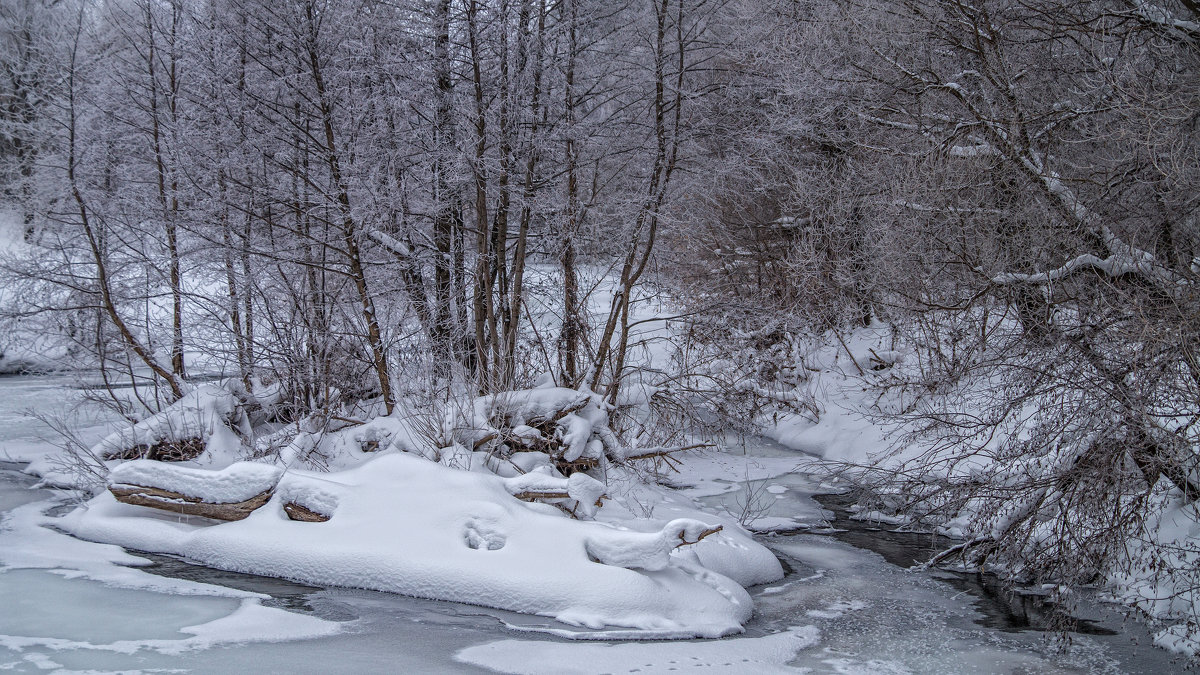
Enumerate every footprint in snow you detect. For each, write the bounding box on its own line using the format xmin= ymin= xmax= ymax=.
xmin=463 ymin=519 xmax=506 ymax=551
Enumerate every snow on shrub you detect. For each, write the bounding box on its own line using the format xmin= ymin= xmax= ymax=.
xmin=93 ymin=383 xmax=247 ymax=464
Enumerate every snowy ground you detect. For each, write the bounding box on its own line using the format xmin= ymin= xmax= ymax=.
xmin=0 ymin=375 xmax=1188 ymax=673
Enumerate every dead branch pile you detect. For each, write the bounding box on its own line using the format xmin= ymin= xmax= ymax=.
xmin=103 ymin=437 xmax=206 ymax=462
xmin=471 ymin=390 xmax=711 ymax=477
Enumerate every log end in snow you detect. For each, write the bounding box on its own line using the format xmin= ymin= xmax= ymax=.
xmin=283 ymin=501 xmax=331 ymax=522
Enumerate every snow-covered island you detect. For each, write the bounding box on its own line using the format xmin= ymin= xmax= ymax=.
xmin=55 ymin=383 xmax=782 ymax=638
xmin=49 ymin=381 xmax=777 ymax=634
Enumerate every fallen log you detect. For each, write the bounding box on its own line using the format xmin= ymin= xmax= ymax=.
xmin=109 ymin=483 xmax=273 ymax=521
xmin=511 ymin=490 xmax=571 ymax=502
xmin=511 ymin=489 xmax=606 ymax=520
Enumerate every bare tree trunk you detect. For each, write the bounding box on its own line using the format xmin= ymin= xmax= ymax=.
xmin=503 ymin=0 xmax=548 ymax=386
xmin=144 ymin=0 xmax=186 ymax=381
xmin=560 ymin=0 xmax=581 ymax=387
xmin=303 ymin=1 xmax=393 ymax=414
xmin=489 ymin=0 xmax=514 ymax=390
xmin=590 ymin=0 xmax=684 ymax=405
xmin=467 ymin=0 xmax=492 ymax=388
xmin=218 ymin=169 xmax=250 ymax=386
xmin=64 ymin=12 xmax=182 ymax=401
xmin=431 ymin=0 xmax=463 ymax=374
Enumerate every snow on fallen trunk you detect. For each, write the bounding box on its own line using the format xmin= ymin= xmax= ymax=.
xmin=109 ymin=460 xmax=283 ymax=503
xmin=469 ymin=386 xmax=612 ymax=470
xmin=106 ymin=460 xmax=284 ymax=521
xmin=63 ymin=452 xmax=759 ymax=637
xmin=502 ymin=470 xmax=607 ymax=517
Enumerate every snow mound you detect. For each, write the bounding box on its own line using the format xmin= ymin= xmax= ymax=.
xmin=63 ymin=452 xmax=763 ymax=637
xmin=585 ymin=519 xmax=719 ymax=571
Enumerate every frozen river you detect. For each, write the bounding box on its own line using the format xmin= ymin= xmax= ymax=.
xmin=0 ymin=375 xmax=1188 ymax=673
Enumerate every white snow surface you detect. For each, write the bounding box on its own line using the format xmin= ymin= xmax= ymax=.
xmin=108 ymin=459 xmax=282 ymax=502
xmin=64 ymin=451 xmax=774 ymax=637
xmin=454 ymin=625 xmax=821 ymax=674
xmin=0 ymin=595 xmax=341 ymax=657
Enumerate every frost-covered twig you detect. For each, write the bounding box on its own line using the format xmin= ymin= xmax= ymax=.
xmin=914 ymin=535 xmax=993 ymax=571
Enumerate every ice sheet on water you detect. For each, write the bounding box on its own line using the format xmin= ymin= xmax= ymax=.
xmin=753 ymin=535 xmax=1137 ymax=674
xmin=454 ymin=625 xmax=821 ymax=675
xmin=0 ymin=487 xmax=344 ymax=669
xmin=0 ymin=569 xmax=241 ymax=643
xmin=0 ymin=594 xmax=340 ymax=656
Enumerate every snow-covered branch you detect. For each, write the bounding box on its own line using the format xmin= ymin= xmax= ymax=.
xmin=366 ymin=228 xmax=413 ymax=258
xmin=947 ymin=142 xmax=998 ymax=158
xmin=1127 ymin=0 xmax=1200 ymax=40
xmin=989 ymin=225 xmax=1191 ymax=295
xmin=888 ymin=200 xmax=1003 ymax=215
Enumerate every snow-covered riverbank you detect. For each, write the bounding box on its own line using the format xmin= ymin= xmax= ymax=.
xmin=0 ymin=375 xmax=1187 ymax=673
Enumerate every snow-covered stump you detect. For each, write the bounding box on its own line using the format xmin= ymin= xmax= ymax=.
xmin=107 ymin=461 xmax=282 ymax=522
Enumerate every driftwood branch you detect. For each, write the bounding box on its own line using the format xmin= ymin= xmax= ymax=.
xmin=511 ymin=490 xmax=607 ymax=509
xmin=914 ymin=535 xmax=993 ymax=571
xmin=676 ymin=525 xmax=723 ymax=548
xmin=624 ymin=443 xmax=713 ymax=462
xmin=109 ymin=484 xmax=273 ymax=521
xmin=511 ymin=490 xmax=571 ymax=501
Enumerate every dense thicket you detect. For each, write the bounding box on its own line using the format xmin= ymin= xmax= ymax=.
xmin=1 ymin=0 xmax=736 ymax=411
